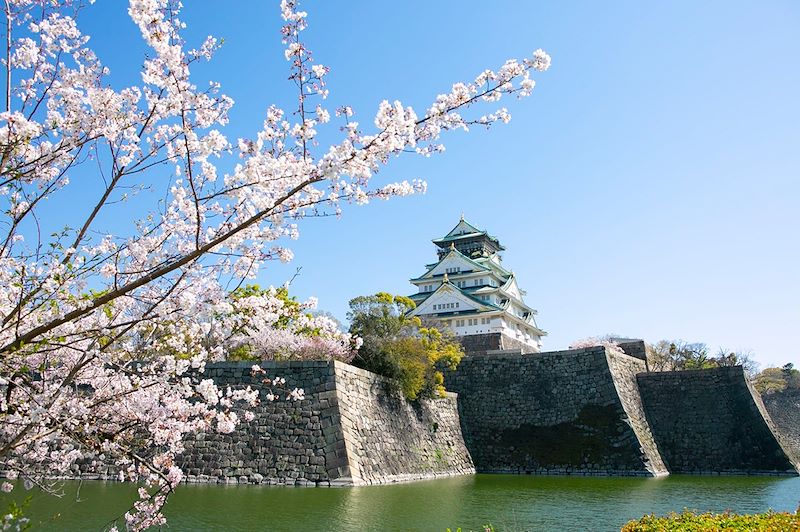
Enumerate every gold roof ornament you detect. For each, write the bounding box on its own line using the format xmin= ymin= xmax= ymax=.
xmin=450 ymin=242 xmax=455 ymax=250
xmin=443 ymin=273 xmax=449 ymax=283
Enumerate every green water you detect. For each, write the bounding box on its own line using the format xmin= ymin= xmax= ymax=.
xmin=5 ymin=474 xmax=800 ymax=531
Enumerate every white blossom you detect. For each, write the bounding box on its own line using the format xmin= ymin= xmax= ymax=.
xmin=0 ymin=0 xmax=549 ymax=528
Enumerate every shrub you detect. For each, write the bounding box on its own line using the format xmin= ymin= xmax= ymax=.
xmin=622 ymin=509 xmax=800 ymax=531
xmin=348 ymin=293 xmax=463 ymax=400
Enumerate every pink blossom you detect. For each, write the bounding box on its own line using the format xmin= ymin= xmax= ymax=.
xmin=0 ymin=0 xmax=548 ymax=528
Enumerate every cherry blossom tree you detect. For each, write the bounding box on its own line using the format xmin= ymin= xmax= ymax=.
xmin=570 ymin=337 xmax=626 ymax=357
xmin=0 ymin=0 xmax=550 ymax=528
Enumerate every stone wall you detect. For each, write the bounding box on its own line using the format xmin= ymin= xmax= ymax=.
xmin=180 ymin=361 xmax=340 ymax=485
xmin=444 ymin=346 xmax=668 ymax=476
xmin=13 ymin=350 xmax=800 ymax=485
xmin=605 ymin=350 xmax=666 ymax=474
xmin=616 ymin=340 xmax=648 ymax=363
xmin=637 ymin=367 xmax=799 ymax=475
xmin=333 ymin=363 xmax=474 ymax=484
xmin=458 ymin=332 xmax=535 ymax=354
xmin=178 ymin=361 xmax=473 ymax=486
xmin=458 ymin=333 xmax=502 ymax=354
xmin=759 ymin=390 xmax=800 ymax=464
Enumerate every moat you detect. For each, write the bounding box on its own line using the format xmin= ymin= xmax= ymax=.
xmin=14 ymin=474 xmax=800 ymax=531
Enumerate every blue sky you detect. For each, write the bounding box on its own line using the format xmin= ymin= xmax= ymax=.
xmin=69 ymin=1 xmax=799 ymax=368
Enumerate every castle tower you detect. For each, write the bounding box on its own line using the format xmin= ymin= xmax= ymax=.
xmin=408 ymin=217 xmax=545 ymax=353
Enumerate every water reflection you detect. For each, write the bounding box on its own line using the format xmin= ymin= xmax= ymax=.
xmin=4 ymin=474 xmax=799 ymax=531
xmin=335 ymin=476 xmax=475 ymax=531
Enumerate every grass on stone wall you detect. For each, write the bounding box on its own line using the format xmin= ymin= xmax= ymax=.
xmin=621 ymin=509 xmax=800 ymax=531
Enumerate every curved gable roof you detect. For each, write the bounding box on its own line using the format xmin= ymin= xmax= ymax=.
xmin=410 ymin=247 xmax=490 ymax=281
xmin=410 ymin=279 xmax=502 ymax=316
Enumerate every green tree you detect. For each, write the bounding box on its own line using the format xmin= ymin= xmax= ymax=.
xmin=753 ymin=363 xmax=800 ymax=395
xmin=713 ymin=348 xmax=759 ymax=377
xmin=646 ymin=340 xmax=715 ymax=371
xmin=347 ymin=293 xmax=463 ymax=400
xmin=646 ymin=339 xmax=759 ymax=376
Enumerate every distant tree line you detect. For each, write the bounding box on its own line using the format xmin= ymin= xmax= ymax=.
xmin=637 ymin=338 xmax=797 ymax=396
xmin=644 ymin=340 xmax=759 ymax=376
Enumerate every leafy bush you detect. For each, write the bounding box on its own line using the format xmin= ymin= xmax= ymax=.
xmin=622 ymin=509 xmax=800 ymax=531
xmin=753 ymin=363 xmax=800 ymax=395
xmin=348 ymin=293 xmax=463 ymax=400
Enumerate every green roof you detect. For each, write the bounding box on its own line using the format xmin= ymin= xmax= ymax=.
xmin=435 ymin=279 xmax=503 ymax=311
xmin=407 ymin=278 xmax=503 ymax=314
xmin=474 ymin=256 xmax=511 ymax=278
xmin=432 ymin=218 xmax=504 ymax=249
xmin=432 ymin=231 xmax=486 ymax=243
xmin=409 ymin=247 xmax=491 ymax=281
xmin=442 ymin=218 xmax=484 ymax=238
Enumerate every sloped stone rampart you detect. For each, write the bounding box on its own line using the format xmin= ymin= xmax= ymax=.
xmin=444 ymin=346 xmax=667 ymax=476
xmin=605 ymin=350 xmax=667 ymax=475
xmin=332 ymin=362 xmax=474 ymax=485
xmin=762 ymin=390 xmax=800 ymax=462
xmin=178 ymin=361 xmax=473 ymax=486
xmin=637 ymin=367 xmax=799 ymax=475
xmin=10 ymin=352 xmax=799 ymax=485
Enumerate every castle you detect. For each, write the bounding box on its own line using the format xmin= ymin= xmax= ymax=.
xmin=408 ymin=217 xmax=544 ymax=353
xmin=170 ymin=220 xmax=797 ymax=484
xmin=55 ymin=221 xmax=800 ymax=485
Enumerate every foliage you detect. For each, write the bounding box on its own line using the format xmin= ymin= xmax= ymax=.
xmin=569 ymin=337 xmax=626 ymax=357
xmin=645 ymin=340 xmax=759 ymax=376
xmin=753 ymin=363 xmax=800 ymax=395
xmin=576 ymin=335 xmax=763 ymax=377
xmin=446 ymin=526 xmax=494 ymax=532
xmin=622 ymin=509 xmax=800 ymax=531
xmin=348 ymin=292 xmax=421 ymax=339
xmin=1 ymin=496 xmax=31 ymax=531
xmin=224 ymin=284 xmax=356 ymax=362
xmin=348 ymin=293 xmax=463 ymax=400
xmin=0 ymin=0 xmax=549 ymax=526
